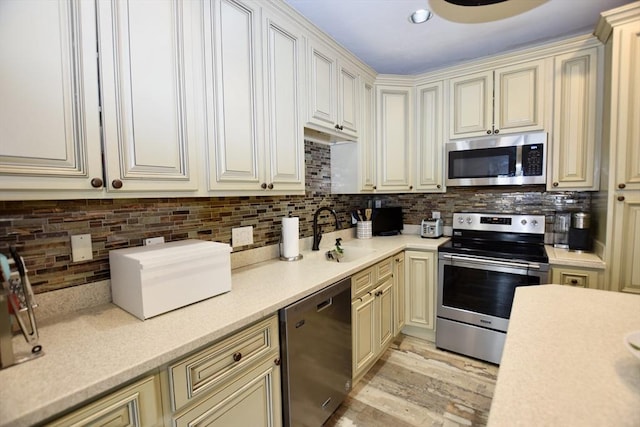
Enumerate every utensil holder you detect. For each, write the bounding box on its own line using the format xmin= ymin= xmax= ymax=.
xmin=356 ymin=221 xmax=372 ymax=239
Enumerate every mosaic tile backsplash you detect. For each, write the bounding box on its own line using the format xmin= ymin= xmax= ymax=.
xmin=0 ymin=141 xmax=590 ymax=293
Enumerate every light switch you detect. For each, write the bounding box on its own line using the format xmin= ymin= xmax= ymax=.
xmin=71 ymin=234 xmax=93 ymax=262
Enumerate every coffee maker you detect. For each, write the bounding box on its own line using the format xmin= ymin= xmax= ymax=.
xmin=568 ymin=212 xmax=592 ymax=252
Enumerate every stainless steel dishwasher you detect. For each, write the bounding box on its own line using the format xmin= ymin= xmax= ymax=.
xmin=279 ymin=276 xmax=352 ymax=427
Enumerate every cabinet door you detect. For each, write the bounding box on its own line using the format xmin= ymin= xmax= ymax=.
xmin=610 ymin=194 xmax=640 ymax=294
xmin=205 ymin=0 xmax=263 ymax=191
xmin=174 ymin=357 xmax=282 ymax=427
xmin=613 ymin=21 xmax=640 ymax=191
xmin=352 ymin=294 xmax=376 ymax=380
xmin=393 ymin=253 xmax=406 ymax=335
xmin=550 ymin=49 xmax=600 ymax=190
xmin=494 ymin=59 xmax=545 ymax=134
xmin=98 ymin=0 xmax=200 ymax=192
xmin=375 ymin=277 xmax=395 ymax=354
xmin=0 ymin=0 xmax=102 ymax=194
xmin=415 ymin=81 xmax=445 ymax=192
xmin=337 ymin=62 xmax=359 ymax=137
xmin=449 ymin=71 xmax=493 ymax=138
xmin=404 ymin=250 xmax=436 ymax=332
xmin=376 ymin=85 xmax=413 ymax=191
xmin=308 ymin=41 xmax=337 ymax=129
xmin=360 ymin=81 xmax=377 ymax=191
xmin=262 ymin=9 xmax=305 ymax=192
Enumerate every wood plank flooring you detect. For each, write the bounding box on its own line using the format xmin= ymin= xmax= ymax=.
xmin=324 ymin=334 xmax=499 ymax=427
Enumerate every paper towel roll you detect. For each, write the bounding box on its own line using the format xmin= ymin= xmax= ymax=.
xmin=281 ymin=216 xmax=300 ymax=258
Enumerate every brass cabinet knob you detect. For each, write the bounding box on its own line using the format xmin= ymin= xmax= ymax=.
xmin=570 ymin=279 xmax=578 ymax=285
xmin=618 ymin=196 xmax=625 ymax=202
xmin=552 ymin=182 xmax=559 ymax=187
xmin=494 ymin=129 xmax=500 ymax=134
xmin=486 ymin=130 xmax=492 ymax=135
xmin=90 ymin=177 xmax=103 ymax=188
xmin=261 ymin=183 xmax=267 ymax=189
xmin=274 ymin=357 xmax=281 ymax=366
xmin=437 ymin=184 xmax=441 ymax=189
xmin=618 ymin=183 xmax=626 ymax=189
xmin=267 ymin=183 xmax=274 ymax=190
xmin=232 ymin=352 xmax=242 ymax=362
xmin=111 ymin=179 xmax=123 ymax=189
xmin=409 ymin=185 xmax=413 ymax=190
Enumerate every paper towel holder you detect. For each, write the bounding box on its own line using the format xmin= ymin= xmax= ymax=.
xmin=279 ymin=233 xmax=303 ymax=261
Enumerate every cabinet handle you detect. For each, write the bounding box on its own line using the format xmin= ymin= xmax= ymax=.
xmin=90 ymin=177 xmax=103 ymax=188
xmin=232 ymin=352 xmax=242 ymax=362
xmin=618 ymin=183 xmax=626 ymax=189
xmin=334 ymin=124 xmax=344 ymax=131
xmin=437 ymin=184 xmax=441 ymax=189
xmin=274 ymin=357 xmax=281 ymax=366
xmin=618 ymin=196 xmax=625 ymax=202
xmin=267 ymin=183 xmax=274 ymax=190
xmin=494 ymin=129 xmax=500 ymax=134
xmin=552 ymin=182 xmax=559 ymax=187
xmin=373 ymin=186 xmax=377 ymax=190
xmin=261 ymin=183 xmax=267 ymax=189
xmin=486 ymin=130 xmax=492 ymax=135
xmin=409 ymin=185 xmax=413 ymax=190
xmin=111 ymin=179 xmax=123 ymax=189
xmin=570 ymin=279 xmax=578 ymax=285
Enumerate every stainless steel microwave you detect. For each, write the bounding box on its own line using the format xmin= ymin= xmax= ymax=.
xmin=445 ymin=132 xmax=547 ymax=187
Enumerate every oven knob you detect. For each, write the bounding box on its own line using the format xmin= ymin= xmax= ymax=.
xmin=521 ymin=219 xmax=527 ymax=226
xmin=531 ymin=219 xmax=538 ymax=227
xmin=466 ymin=217 xmax=472 ymax=224
xmin=458 ymin=217 xmax=465 ymax=224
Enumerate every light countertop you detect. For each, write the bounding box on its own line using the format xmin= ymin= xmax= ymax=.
xmin=488 ymin=285 xmax=640 ymax=426
xmin=545 ymin=245 xmax=606 ymax=269
xmin=0 ymin=234 xmax=447 ymax=427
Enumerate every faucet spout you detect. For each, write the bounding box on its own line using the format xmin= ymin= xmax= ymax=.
xmin=312 ymin=207 xmax=341 ymax=251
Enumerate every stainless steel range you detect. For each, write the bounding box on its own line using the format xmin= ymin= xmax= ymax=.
xmin=436 ymin=212 xmax=549 ymax=364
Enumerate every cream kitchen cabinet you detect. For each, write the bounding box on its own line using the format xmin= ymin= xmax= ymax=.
xmin=0 ymin=0 xmax=202 ymax=198
xmin=351 ymin=255 xmax=396 ymax=383
xmin=47 ymin=375 xmax=163 ymax=427
xmin=549 ymin=47 xmax=602 ymax=191
xmin=0 ymin=0 xmax=102 ymax=195
xmin=307 ymin=39 xmax=360 ymax=139
xmin=595 ymin=3 xmax=640 ymax=294
xmin=376 ymin=83 xmax=414 ymax=192
xmin=550 ymin=266 xmax=603 ymax=290
xmin=415 ymin=81 xmax=445 ymax=192
xmin=205 ymin=0 xmax=305 ymax=194
xmin=449 ymin=59 xmax=546 ymax=139
xmin=403 ymin=250 xmax=437 ymax=342
xmin=360 ymin=79 xmax=378 ymax=192
xmin=166 ymin=315 xmax=282 ymax=427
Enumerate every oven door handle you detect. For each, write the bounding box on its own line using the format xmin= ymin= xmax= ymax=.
xmin=447 ymin=254 xmax=540 ymax=270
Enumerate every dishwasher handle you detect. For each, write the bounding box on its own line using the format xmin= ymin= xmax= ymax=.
xmin=316 ymin=297 xmax=333 ymax=312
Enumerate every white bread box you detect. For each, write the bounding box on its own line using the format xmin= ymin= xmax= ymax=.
xmin=109 ymin=240 xmax=232 ymax=320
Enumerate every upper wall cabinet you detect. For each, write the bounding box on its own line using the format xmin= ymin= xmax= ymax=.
xmin=98 ymin=0 xmax=201 ymax=192
xmin=549 ymin=47 xmax=602 ymax=191
xmin=376 ymin=84 xmax=413 ymax=192
xmin=0 ymin=0 xmax=103 ymax=194
xmin=205 ymin=0 xmax=305 ymax=194
xmin=449 ymin=59 xmax=546 ymax=139
xmin=415 ymin=81 xmax=445 ymax=192
xmin=307 ymin=39 xmax=360 ymax=139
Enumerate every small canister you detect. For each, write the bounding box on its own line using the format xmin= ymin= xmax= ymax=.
xmin=571 ymin=212 xmax=590 ymax=229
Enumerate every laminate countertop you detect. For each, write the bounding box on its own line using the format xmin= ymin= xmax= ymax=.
xmin=488 ymin=285 xmax=640 ymax=426
xmin=0 ymin=234 xmax=448 ymax=427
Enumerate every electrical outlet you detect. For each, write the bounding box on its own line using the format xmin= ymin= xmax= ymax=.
xmin=232 ymin=226 xmax=254 ymax=247
xmin=144 ymin=237 xmax=165 ymax=246
xmin=374 ymin=199 xmax=382 ymax=208
xmin=71 ymin=234 xmax=93 ymax=262
xmin=432 ymin=211 xmax=441 ymax=219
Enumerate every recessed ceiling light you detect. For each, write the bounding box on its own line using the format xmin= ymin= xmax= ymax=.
xmin=409 ymin=9 xmax=433 ymax=24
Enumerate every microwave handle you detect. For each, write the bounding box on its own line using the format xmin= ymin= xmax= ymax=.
xmin=516 ymin=145 xmax=523 ymax=177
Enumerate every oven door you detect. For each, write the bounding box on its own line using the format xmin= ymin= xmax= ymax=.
xmin=437 ymin=253 xmax=548 ymax=332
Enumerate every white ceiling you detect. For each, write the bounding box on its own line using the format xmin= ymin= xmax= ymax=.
xmin=283 ymin=0 xmax=634 ymax=75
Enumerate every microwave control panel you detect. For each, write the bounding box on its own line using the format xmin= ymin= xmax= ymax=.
xmin=522 ymin=144 xmax=544 ymax=176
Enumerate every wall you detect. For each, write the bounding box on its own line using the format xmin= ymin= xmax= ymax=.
xmin=0 ymin=141 xmax=591 ymax=293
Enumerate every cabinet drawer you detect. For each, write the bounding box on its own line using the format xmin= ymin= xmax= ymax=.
xmin=561 ymin=273 xmax=588 ymax=288
xmin=352 ymin=266 xmax=375 ymax=298
xmin=169 ymin=315 xmax=279 ymax=411
xmin=47 ymin=375 xmax=162 ymax=427
xmin=551 ymin=267 xmax=601 ymax=289
xmin=375 ymin=257 xmax=394 ymax=281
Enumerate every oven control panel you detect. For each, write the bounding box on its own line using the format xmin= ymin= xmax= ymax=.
xmin=453 ymin=213 xmax=545 ymax=234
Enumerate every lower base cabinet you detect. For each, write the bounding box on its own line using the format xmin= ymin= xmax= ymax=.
xmin=46 ymin=375 xmax=164 ymax=427
xmin=351 ymin=253 xmax=403 ymax=383
xmin=402 ymin=250 xmax=437 ymax=342
xmin=550 ymin=266 xmax=603 ymax=289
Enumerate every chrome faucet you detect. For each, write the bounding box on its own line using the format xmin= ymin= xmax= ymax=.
xmin=312 ymin=207 xmax=341 ymax=251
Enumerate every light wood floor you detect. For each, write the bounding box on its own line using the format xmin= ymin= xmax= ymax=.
xmin=324 ymin=334 xmax=499 ymax=427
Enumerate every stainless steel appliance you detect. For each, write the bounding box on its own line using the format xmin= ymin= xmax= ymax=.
xmin=445 ymin=132 xmax=547 ymax=186
xmin=279 ymin=277 xmax=352 ymax=427
xmin=437 ymin=213 xmax=549 ymax=364
xmin=568 ymin=212 xmax=592 ymax=252
xmin=421 ymin=218 xmax=443 ymax=238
